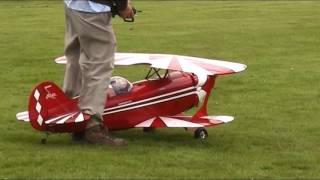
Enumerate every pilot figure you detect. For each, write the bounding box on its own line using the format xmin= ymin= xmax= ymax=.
xmin=63 ymin=0 xmax=134 ymax=146
xmin=110 ymin=76 xmax=132 ymax=95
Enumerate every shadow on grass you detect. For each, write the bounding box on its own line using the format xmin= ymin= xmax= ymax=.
xmin=3 ymin=127 xmax=237 ymax=152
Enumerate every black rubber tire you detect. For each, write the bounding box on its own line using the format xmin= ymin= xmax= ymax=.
xmin=194 ymin=127 xmax=208 ymax=139
xmin=72 ymin=131 xmax=85 ymax=141
xmin=41 ymin=138 xmax=47 ymax=144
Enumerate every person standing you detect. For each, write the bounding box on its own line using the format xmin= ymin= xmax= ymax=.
xmin=63 ymin=0 xmax=134 ymax=145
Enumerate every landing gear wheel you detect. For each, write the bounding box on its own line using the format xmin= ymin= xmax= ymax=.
xmin=194 ymin=128 xmax=208 ymax=139
xmin=41 ymin=138 xmax=47 ymax=144
xmin=41 ymin=132 xmax=49 ymax=144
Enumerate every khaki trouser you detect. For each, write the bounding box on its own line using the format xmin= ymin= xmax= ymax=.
xmin=63 ymin=6 xmax=116 ymax=119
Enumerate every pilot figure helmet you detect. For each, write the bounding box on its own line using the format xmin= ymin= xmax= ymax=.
xmin=110 ymin=76 xmax=132 ymax=95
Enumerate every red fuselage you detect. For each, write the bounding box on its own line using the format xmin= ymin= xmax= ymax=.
xmin=27 ymin=71 xmax=210 ymax=133
xmin=102 ymin=72 xmax=199 ymax=130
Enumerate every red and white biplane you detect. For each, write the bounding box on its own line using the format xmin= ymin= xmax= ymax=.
xmin=16 ymin=53 xmax=246 ymax=141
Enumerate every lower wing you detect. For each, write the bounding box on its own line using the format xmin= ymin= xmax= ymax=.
xmin=134 ymin=115 xmax=234 ymax=128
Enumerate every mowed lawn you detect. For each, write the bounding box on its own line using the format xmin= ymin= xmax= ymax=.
xmin=0 ymin=0 xmax=319 ymax=179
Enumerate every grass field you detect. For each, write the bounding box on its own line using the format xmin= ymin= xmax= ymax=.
xmin=0 ymin=0 xmax=320 ymax=179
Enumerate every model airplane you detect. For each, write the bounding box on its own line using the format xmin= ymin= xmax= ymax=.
xmin=16 ymin=53 xmax=246 ymax=141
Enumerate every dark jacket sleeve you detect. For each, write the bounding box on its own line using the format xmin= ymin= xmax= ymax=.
xmin=114 ymin=0 xmax=128 ymax=11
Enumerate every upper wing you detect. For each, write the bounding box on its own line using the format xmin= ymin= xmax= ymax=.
xmin=116 ymin=53 xmax=247 ymax=75
xmin=54 ymin=53 xmax=247 ymax=76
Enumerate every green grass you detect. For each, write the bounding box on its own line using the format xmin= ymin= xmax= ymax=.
xmin=1 ymin=0 xmax=320 ymax=179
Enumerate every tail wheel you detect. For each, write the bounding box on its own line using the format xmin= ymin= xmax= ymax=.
xmin=194 ymin=127 xmax=208 ymax=139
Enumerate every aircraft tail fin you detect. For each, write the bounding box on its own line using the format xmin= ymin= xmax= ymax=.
xmin=27 ymin=81 xmax=83 ymax=132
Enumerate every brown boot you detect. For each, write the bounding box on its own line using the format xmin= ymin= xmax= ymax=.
xmin=102 ymin=126 xmax=128 ymax=146
xmin=85 ymin=125 xmax=128 ymax=146
xmin=84 ymin=116 xmax=127 ymax=146
xmin=71 ymin=131 xmax=85 ymax=142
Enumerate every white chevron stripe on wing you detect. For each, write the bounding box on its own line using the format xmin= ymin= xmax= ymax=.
xmin=202 ymin=115 xmax=234 ymax=123
xmin=160 ymin=117 xmax=203 ymax=127
xmin=74 ymin=113 xmax=85 ymax=123
xmin=45 ymin=113 xmax=74 ymax=124
xmin=56 ymin=113 xmax=77 ymax=124
xmin=134 ymin=118 xmax=156 ymax=127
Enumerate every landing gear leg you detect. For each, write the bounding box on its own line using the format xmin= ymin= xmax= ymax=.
xmin=41 ymin=132 xmax=49 ymax=144
xmin=143 ymin=127 xmax=155 ymax=133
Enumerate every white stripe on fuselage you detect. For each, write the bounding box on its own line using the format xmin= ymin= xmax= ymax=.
xmin=102 ymin=90 xmax=198 ymax=115
xmin=104 ymin=86 xmax=196 ymax=113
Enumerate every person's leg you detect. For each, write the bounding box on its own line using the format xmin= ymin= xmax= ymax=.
xmin=63 ymin=6 xmax=86 ymax=141
xmin=63 ymin=6 xmax=82 ymax=98
xmin=72 ymin=10 xmax=126 ymax=145
xmin=77 ymin=12 xmax=115 ymax=118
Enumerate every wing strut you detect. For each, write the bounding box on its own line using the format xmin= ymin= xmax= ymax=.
xmin=145 ymin=68 xmax=169 ymax=79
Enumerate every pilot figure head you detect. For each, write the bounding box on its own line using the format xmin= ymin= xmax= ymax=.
xmin=110 ymin=76 xmax=132 ymax=95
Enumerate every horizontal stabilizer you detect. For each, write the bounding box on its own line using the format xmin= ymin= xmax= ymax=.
xmin=45 ymin=112 xmax=85 ymax=125
xmin=16 ymin=111 xmax=87 ymax=125
xmin=18 ymin=81 xmax=91 ymax=133
xmin=16 ymin=111 xmax=29 ymax=122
